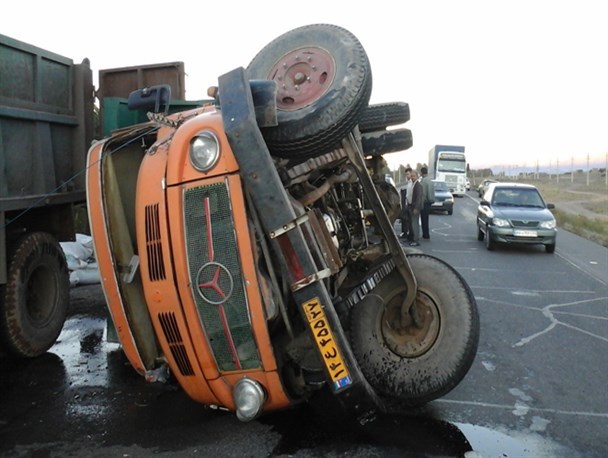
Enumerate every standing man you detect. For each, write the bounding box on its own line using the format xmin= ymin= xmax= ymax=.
xmin=399 ymin=167 xmax=413 ymax=240
xmin=408 ymin=169 xmax=423 ymax=246
xmin=420 ymin=166 xmax=435 ymax=240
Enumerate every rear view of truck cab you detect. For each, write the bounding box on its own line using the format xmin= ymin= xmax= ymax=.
xmin=87 ymin=24 xmax=479 ymax=422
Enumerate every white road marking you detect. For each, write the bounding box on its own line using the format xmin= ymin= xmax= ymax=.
xmin=437 ymin=399 xmax=608 ymax=419
xmin=472 ymin=286 xmax=594 ymax=294
xmin=513 ymin=297 xmax=608 ymax=347
xmin=555 ymin=250 xmax=608 ymax=286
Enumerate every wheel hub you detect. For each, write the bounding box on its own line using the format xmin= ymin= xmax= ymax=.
xmin=266 ymin=46 xmax=336 ymax=111
xmin=382 ymin=291 xmax=440 ymax=358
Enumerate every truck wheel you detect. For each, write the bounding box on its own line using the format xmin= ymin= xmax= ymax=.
xmin=350 ymin=254 xmax=479 ymax=407
xmin=247 ymin=24 xmax=372 ymax=159
xmin=0 ymin=232 xmax=69 ymax=357
xmin=358 ymin=102 xmax=410 ymax=133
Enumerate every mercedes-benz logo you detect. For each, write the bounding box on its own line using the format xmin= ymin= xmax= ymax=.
xmin=196 ymin=261 xmax=234 ymax=305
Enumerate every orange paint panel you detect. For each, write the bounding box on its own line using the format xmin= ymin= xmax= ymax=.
xmin=165 ymin=109 xmax=240 ymax=186
xmin=135 ymin=141 xmax=219 ymax=405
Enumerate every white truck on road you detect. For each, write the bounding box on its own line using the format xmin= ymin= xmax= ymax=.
xmin=428 ymin=145 xmax=467 ymax=196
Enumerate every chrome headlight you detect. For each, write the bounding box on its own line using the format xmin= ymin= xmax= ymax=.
xmin=233 ymin=378 xmax=266 ymax=422
xmin=189 ymin=131 xmax=220 ymax=172
xmin=540 ymin=219 xmax=557 ymax=229
xmin=492 ymin=217 xmax=510 ymax=227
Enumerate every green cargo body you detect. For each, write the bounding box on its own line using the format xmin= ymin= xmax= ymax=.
xmin=102 ymin=97 xmax=209 ymax=136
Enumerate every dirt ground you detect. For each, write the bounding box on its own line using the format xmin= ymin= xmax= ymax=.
xmin=551 ymin=190 xmax=608 ymax=222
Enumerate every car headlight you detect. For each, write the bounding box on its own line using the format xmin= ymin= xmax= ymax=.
xmin=233 ymin=378 xmax=266 ymax=422
xmin=492 ymin=217 xmax=510 ymax=227
xmin=540 ymin=219 xmax=557 ymax=229
xmin=446 ymin=197 xmax=454 ymax=203
xmin=189 ymin=131 xmax=220 ymax=172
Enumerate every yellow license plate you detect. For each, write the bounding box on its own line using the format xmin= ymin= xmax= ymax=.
xmin=302 ymin=298 xmax=352 ymax=390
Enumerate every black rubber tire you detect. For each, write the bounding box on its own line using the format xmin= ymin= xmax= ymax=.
xmin=485 ymin=231 xmax=495 ymax=251
xmin=545 ymin=243 xmax=556 ymax=253
xmin=350 ymin=254 xmax=479 ymax=407
xmin=358 ymin=102 xmax=410 ymax=133
xmin=361 ymin=128 xmax=413 ymax=156
xmin=247 ymin=24 xmax=372 ymax=159
xmin=447 ymin=209 xmax=453 ymax=216
xmin=0 ymin=232 xmax=69 ymax=357
xmin=477 ymin=227 xmax=484 ymax=241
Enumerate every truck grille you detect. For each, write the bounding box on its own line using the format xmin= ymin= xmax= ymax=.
xmin=144 ymin=203 xmax=166 ymax=281
xmin=183 ymin=182 xmax=260 ymax=372
xmin=158 ymin=312 xmax=194 ymax=376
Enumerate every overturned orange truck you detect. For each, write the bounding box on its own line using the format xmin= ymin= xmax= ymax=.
xmin=87 ymin=24 xmax=479 ymax=422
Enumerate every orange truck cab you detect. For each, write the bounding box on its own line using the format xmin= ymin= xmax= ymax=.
xmin=87 ymin=24 xmax=479 ymax=422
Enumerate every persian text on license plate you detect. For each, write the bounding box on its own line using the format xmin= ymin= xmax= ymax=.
xmin=514 ymin=229 xmax=538 ymax=237
xmin=302 ymin=298 xmax=352 ymax=390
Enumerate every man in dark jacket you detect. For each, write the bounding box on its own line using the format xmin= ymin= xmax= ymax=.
xmin=399 ymin=167 xmax=413 ymax=240
xmin=420 ymin=166 xmax=435 ymax=239
xmin=408 ymin=169 xmax=423 ymax=246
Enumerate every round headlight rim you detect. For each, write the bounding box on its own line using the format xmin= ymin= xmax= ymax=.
xmin=233 ymin=377 xmax=266 ymax=422
xmin=189 ymin=130 xmax=220 ymax=172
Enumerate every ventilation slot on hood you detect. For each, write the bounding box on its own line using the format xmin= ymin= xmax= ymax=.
xmin=158 ymin=312 xmax=194 ymax=376
xmin=145 ymin=203 xmax=166 ymax=281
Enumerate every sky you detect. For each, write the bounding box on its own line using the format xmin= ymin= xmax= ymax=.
xmin=2 ymin=1 xmax=607 ymax=172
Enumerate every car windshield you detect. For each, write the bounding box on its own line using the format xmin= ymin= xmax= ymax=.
xmin=492 ymin=188 xmax=545 ymax=207
xmin=434 ymin=182 xmax=448 ymax=191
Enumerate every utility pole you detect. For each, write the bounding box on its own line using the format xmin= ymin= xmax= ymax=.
xmin=587 ymin=153 xmax=590 ymax=187
xmin=556 ymin=158 xmax=560 ymax=185
xmin=571 ymin=157 xmax=574 ymax=183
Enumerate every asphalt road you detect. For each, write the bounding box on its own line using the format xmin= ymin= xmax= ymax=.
xmin=1 ymin=191 xmax=606 ymax=457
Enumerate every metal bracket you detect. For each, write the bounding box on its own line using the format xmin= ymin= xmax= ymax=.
xmin=341 ymin=132 xmax=417 ymax=311
xmin=290 ymin=268 xmax=332 ymax=292
xmin=268 ymin=213 xmax=309 ymax=239
xmin=122 ymin=254 xmax=140 ymax=284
